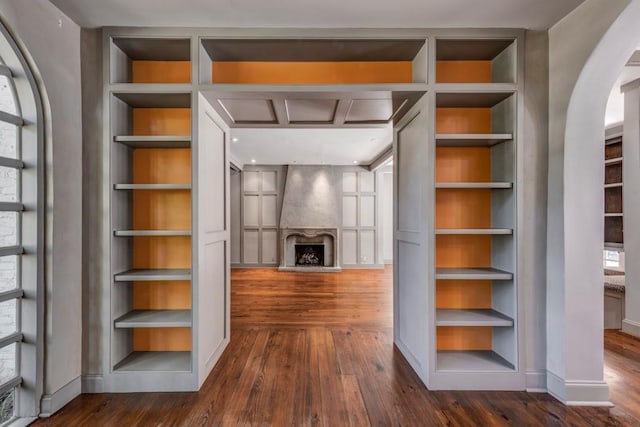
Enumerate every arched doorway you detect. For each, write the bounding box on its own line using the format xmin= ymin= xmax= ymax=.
xmin=548 ymin=0 xmax=640 ymax=405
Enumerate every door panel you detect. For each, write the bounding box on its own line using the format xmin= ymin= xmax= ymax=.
xmin=393 ymin=94 xmax=431 ymax=387
xmin=197 ymin=94 xmax=231 ymax=387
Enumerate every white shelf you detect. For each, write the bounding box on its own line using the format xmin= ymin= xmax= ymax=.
xmin=605 ymin=213 xmax=623 ymax=217
xmin=437 ymin=350 xmax=515 ymax=372
xmin=435 ymin=133 xmax=512 ymax=147
xmin=604 ymin=242 xmax=624 ymax=249
xmin=436 ymin=228 xmax=512 ymax=235
xmin=114 ymin=309 xmax=192 ymax=328
xmin=604 ymin=183 xmax=623 ymax=189
xmin=605 ymin=157 xmax=623 ymax=165
xmin=114 ymin=269 xmax=191 ymax=282
xmin=436 ymin=268 xmax=513 ymax=280
xmin=436 ymin=309 xmax=513 ymax=327
xmin=114 ymin=230 xmax=192 ymax=237
xmin=114 ymin=351 xmax=191 ymax=372
xmin=435 ymin=182 xmax=513 ymax=189
xmin=114 ymin=184 xmax=191 ymax=190
xmin=113 ymin=135 xmax=191 ymax=148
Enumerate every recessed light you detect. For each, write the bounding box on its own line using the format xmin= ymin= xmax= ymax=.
xmin=232 ymin=137 xmax=239 ymax=143
xmin=251 ymin=159 xmax=256 ymax=164
xmin=353 ymin=160 xmax=359 ymax=164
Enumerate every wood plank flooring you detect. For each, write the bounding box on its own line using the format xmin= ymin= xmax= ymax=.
xmin=36 ymin=267 xmax=640 ymax=426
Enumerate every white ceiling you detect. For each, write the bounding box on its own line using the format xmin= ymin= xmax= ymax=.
xmin=50 ymin=0 xmax=584 ymax=30
xmin=229 ymin=127 xmax=392 ymax=166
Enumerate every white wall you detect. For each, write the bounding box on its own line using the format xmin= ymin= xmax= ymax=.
xmin=547 ymin=0 xmax=632 ymax=404
xmin=605 ymin=66 xmax=640 ymax=126
xmin=0 ymin=0 xmax=83 ymax=413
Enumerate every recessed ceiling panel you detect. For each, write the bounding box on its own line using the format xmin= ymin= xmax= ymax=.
xmin=217 ymin=98 xmax=278 ymax=124
xmin=345 ymin=99 xmax=394 ymax=124
xmin=285 ymin=99 xmax=338 ymax=124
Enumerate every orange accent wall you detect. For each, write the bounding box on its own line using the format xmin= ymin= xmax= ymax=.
xmin=436 ymin=108 xmax=492 ymax=134
xmin=437 ymin=327 xmax=492 ymax=351
xmin=133 ymin=108 xmax=191 ymax=136
xmin=212 ymin=61 xmax=413 ymax=84
xmin=435 ymin=111 xmax=494 ymax=351
xmin=132 ymin=61 xmax=191 ymax=84
xmin=131 ymin=109 xmax=192 ymax=351
xmin=436 ymin=60 xmax=492 ymax=83
xmin=436 ymin=280 xmax=492 ymax=309
xmin=133 ymin=328 xmax=192 ymax=351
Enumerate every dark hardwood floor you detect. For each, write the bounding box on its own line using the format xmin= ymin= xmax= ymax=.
xmin=36 ymin=267 xmax=640 ymax=426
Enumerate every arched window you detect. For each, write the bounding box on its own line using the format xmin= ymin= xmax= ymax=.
xmin=0 ymin=20 xmax=44 ymax=423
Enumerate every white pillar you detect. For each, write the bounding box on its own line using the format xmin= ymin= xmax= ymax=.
xmin=622 ymin=78 xmax=640 ymax=337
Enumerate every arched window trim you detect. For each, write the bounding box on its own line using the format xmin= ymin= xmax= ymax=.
xmin=0 ymin=18 xmax=45 ymax=425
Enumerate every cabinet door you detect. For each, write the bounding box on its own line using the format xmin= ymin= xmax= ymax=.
xmin=394 ymin=94 xmax=431 ymax=387
xmin=196 ymin=94 xmax=231 ymax=387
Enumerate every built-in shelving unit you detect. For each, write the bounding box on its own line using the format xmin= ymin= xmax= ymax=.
xmin=109 ymin=35 xmax=195 ymax=384
xmin=604 ymin=130 xmax=623 ymax=248
xmin=432 ymin=36 xmax=519 ymax=387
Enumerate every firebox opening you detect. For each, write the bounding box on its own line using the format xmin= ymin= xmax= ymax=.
xmin=295 ymin=244 xmax=325 ymax=266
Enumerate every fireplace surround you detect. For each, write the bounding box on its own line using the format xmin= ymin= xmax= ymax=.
xmin=279 ymin=228 xmax=341 ymax=272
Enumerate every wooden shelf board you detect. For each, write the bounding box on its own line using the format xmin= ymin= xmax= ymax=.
xmin=604 ymin=183 xmax=623 ymax=189
xmin=113 ymin=351 xmax=191 ymax=372
xmin=435 ymin=228 xmax=512 ymax=235
xmin=604 ymin=242 xmax=624 ymax=249
xmin=114 ymin=309 xmax=192 ymax=328
xmin=435 ymin=182 xmax=513 ymax=189
xmin=114 ymin=269 xmax=191 ymax=282
xmin=437 ymin=350 xmax=515 ymax=372
xmin=436 ymin=91 xmax=514 ymax=108
xmin=435 ymin=133 xmax=512 ymax=147
xmin=114 ymin=230 xmax=192 ymax=237
xmin=114 ymin=184 xmax=192 ymax=190
xmin=605 ymin=213 xmax=623 ymax=217
xmin=435 ymin=268 xmax=513 ymax=280
xmin=114 ymin=135 xmax=191 ymax=148
xmin=605 ymin=157 xmax=623 ymax=165
xmin=436 ymin=309 xmax=513 ymax=327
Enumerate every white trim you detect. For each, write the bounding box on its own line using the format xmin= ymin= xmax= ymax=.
xmin=39 ymin=376 xmax=81 ymax=417
xmin=525 ymin=370 xmax=547 ymax=392
xmin=6 ymin=417 xmax=37 ymax=427
xmin=81 ymin=374 xmax=104 ymax=394
xmin=622 ymin=318 xmax=640 ymax=338
xmin=547 ymin=371 xmax=612 ymax=406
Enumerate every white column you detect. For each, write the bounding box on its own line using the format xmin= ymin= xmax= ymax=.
xmin=622 ymin=78 xmax=640 ymax=337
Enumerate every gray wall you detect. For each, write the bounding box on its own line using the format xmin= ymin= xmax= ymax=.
xmin=230 ymin=165 xmax=386 ymax=268
xmin=340 ymin=167 xmax=383 ymax=267
xmin=80 ymin=28 xmax=103 ymax=382
xmin=0 ymin=0 xmax=83 ymax=409
xmin=234 ymin=165 xmax=286 ymax=266
xmin=381 ymin=166 xmax=393 ymax=263
xmin=522 ymin=30 xmax=549 ymax=391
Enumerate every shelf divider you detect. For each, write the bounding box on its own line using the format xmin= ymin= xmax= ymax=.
xmin=114 ymin=184 xmax=192 ymax=190
xmin=435 ymin=133 xmax=512 ymax=147
xmin=435 ymin=182 xmax=513 ymax=189
xmin=435 ymin=267 xmax=513 ymax=280
xmin=114 ymin=269 xmax=191 ymax=282
xmin=114 ymin=230 xmax=192 ymax=237
xmin=436 ymin=309 xmax=513 ymax=327
xmin=113 ymin=135 xmax=191 ymax=149
xmin=114 ymin=351 xmax=192 ymax=372
xmin=435 ymin=228 xmax=512 ymax=235
xmin=437 ymin=350 xmax=515 ymax=372
xmin=114 ymin=309 xmax=192 ymax=328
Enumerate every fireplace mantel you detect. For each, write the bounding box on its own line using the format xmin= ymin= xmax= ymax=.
xmin=279 ymin=227 xmax=341 ymax=272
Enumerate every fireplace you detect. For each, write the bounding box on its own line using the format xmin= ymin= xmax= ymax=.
xmin=279 ymin=228 xmax=341 ymax=272
xmin=295 ymin=244 xmax=325 ymax=266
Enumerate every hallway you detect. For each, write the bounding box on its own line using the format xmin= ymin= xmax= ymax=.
xmin=37 ymin=268 xmax=640 ymax=426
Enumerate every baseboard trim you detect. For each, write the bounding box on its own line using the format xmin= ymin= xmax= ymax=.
xmin=39 ymin=376 xmax=81 ymax=417
xmin=622 ymin=319 xmax=640 ymax=338
xmin=526 ymin=370 xmax=547 ymax=392
xmin=81 ymin=374 xmax=104 ymax=394
xmin=547 ymin=371 xmax=612 ymax=406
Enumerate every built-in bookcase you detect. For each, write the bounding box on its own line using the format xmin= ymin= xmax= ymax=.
xmin=604 ymin=128 xmax=623 ymax=248
xmin=432 ymin=37 xmax=518 ymax=383
xmin=108 ymin=35 xmax=197 ymax=387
